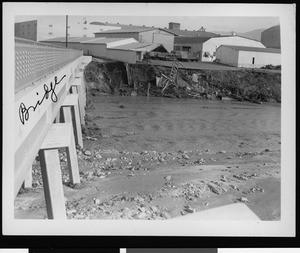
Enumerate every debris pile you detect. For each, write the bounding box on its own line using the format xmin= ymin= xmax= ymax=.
xmin=84 ymin=59 xmax=281 ymax=103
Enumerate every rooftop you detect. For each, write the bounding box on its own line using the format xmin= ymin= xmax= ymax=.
xmin=81 ymin=37 xmax=130 ymax=44
xmin=161 ymin=28 xmax=217 ymax=37
xmin=219 ymin=45 xmax=281 ymax=54
xmin=94 ymin=27 xmax=158 ymax=34
xmin=67 ymin=37 xmax=99 ymax=43
xmin=39 ymin=37 xmax=80 ymax=42
xmin=174 ymin=36 xmax=211 ymax=44
xmin=109 ymin=42 xmax=166 ymax=52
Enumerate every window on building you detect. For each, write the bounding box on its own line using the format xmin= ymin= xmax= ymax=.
xmin=252 ymin=57 xmax=255 ymax=64
xmin=83 ymin=27 xmax=87 ymax=30
xmin=174 ymin=46 xmax=181 ymax=51
xmin=182 ymin=46 xmax=191 ymax=52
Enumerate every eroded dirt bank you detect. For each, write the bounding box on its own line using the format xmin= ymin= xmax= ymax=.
xmin=84 ymin=60 xmax=281 ymax=103
xmin=15 ymin=93 xmax=281 ymax=220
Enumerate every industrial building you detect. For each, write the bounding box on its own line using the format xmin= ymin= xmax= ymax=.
xmin=40 ymin=36 xmax=168 ymax=64
xmin=174 ymin=35 xmax=266 ymax=62
xmin=216 ymin=45 xmax=281 ymax=68
xmin=14 ymin=17 xmax=116 ymax=41
xmin=261 ymin=25 xmax=281 ymax=49
xmin=94 ymin=27 xmax=175 ymax=52
xmin=161 ymin=22 xmax=217 ymax=38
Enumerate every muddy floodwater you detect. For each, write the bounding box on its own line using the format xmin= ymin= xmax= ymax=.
xmin=89 ymin=95 xmax=281 ymax=154
xmin=15 ymin=95 xmax=281 ymax=221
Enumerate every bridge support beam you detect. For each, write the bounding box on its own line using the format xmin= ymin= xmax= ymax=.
xmin=61 ymin=94 xmax=83 ymax=149
xmin=39 ymin=123 xmax=80 ymax=219
xmin=22 ymin=166 xmax=33 ymax=189
xmin=70 ymin=73 xmax=86 ymax=126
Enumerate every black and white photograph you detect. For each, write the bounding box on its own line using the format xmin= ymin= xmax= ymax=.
xmin=3 ymin=3 xmax=295 ymax=236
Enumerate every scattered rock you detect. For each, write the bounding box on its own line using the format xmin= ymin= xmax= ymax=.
xmin=182 ymin=154 xmax=189 ymax=159
xmin=238 ymin=197 xmax=250 ymax=203
xmin=94 ymin=198 xmax=101 ymax=205
xmin=207 ymin=182 xmax=224 ymax=195
xmin=219 ymin=150 xmax=227 ymax=154
xmin=67 ymin=209 xmax=77 ymax=215
xmin=165 ymin=175 xmax=172 ymax=181
xmin=184 ymin=205 xmax=195 ymax=213
xmin=84 ymin=150 xmax=92 ymax=156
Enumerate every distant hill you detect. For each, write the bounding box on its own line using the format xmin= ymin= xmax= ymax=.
xmin=237 ymin=28 xmax=266 ymax=41
xmin=210 ymin=28 xmax=266 ymax=41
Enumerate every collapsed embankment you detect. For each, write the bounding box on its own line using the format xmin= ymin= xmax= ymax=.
xmin=84 ymin=60 xmax=281 ymax=103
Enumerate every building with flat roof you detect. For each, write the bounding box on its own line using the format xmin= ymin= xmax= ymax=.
xmin=174 ymin=35 xmax=266 ymax=62
xmin=94 ymin=27 xmax=175 ymax=52
xmin=15 ymin=17 xmax=114 ymax=41
xmin=40 ymin=36 xmax=168 ymax=64
xmin=216 ymin=44 xmax=281 ymax=68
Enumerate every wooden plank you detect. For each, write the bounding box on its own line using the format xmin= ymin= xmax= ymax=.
xmin=39 ymin=148 xmax=66 ymax=219
xmin=40 ymin=123 xmax=71 ymax=149
xmin=71 ymin=79 xmax=85 ymax=125
xmin=65 ymin=130 xmax=80 ymax=184
xmin=62 ymin=95 xmax=83 ymax=148
xmin=62 ymin=94 xmax=79 ymax=106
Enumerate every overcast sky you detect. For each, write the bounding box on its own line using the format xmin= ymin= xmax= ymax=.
xmin=11 ymin=3 xmax=282 ymax=34
xmin=14 ymin=15 xmax=279 ymax=33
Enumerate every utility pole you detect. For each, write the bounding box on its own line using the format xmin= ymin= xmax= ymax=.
xmin=66 ymin=15 xmax=68 ymax=48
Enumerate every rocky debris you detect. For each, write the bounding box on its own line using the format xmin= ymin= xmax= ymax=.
xmin=207 ymin=182 xmax=226 ymax=195
xmin=84 ymin=150 xmax=92 ymax=156
xmin=237 ymin=197 xmax=250 ymax=203
xmin=85 ymin=59 xmax=281 ymax=103
xmin=183 ymin=205 xmax=195 ymax=214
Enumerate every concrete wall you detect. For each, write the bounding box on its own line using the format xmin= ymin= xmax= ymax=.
xmin=15 ymin=20 xmax=37 ymax=41
xmin=237 ymin=51 xmax=281 ymax=68
xmin=216 ymin=46 xmax=239 ymax=67
xmin=261 ymin=25 xmax=281 ymax=49
xmin=202 ymin=36 xmax=265 ymax=62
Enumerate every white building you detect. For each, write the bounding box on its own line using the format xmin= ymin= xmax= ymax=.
xmin=40 ymin=37 xmax=168 ymax=64
xmin=94 ymin=27 xmax=175 ymax=52
xmin=174 ymin=35 xmax=266 ymax=62
xmin=15 ymin=16 xmax=119 ymax=41
xmin=216 ymin=45 xmax=281 ymax=68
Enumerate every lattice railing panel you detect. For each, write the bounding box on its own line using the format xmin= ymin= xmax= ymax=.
xmin=15 ymin=37 xmax=83 ymax=93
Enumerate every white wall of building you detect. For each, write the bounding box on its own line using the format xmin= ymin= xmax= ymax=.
xmin=202 ymin=36 xmax=266 ymax=62
xmin=153 ymin=32 xmax=174 ymax=52
xmin=216 ymin=46 xmax=239 ymax=67
xmin=107 ymin=49 xmax=138 ymax=64
xmin=237 ymin=51 xmax=281 ymax=68
xmin=105 ymin=38 xmax=138 ymax=48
